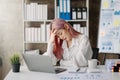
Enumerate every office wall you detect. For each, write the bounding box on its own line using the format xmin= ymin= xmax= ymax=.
xmin=0 ymin=0 xmax=23 ymax=79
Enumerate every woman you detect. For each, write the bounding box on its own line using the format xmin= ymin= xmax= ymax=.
xmin=44 ymin=18 xmax=93 ymax=68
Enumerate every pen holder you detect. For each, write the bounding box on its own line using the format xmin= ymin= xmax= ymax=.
xmin=112 ymin=63 xmax=120 ymax=72
xmin=112 ymin=66 xmax=120 ymax=72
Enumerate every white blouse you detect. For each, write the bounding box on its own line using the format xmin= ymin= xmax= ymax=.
xmin=44 ymin=34 xmax=93 ymax=68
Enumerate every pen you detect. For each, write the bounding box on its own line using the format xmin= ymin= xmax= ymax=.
xmin=68 ymin=71 xmax=85 ymax=73
xmin=68 ymin=68 xmax=81 ymax=73
xmin=76 ymin=68 xmax=80 ymax=72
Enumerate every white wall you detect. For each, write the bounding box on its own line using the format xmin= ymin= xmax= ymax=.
xmin=0 ymin=0 xmax=23 ymax=79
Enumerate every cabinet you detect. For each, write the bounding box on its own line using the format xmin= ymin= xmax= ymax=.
xmin=23 ymin=0 xmax=89 ymax=53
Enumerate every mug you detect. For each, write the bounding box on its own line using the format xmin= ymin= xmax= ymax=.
xmin=88 ymin=59 xmax=100 ymax=69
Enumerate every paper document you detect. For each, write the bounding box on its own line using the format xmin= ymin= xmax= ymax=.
xmin=57 ymin=73 xmax=111 ymax=80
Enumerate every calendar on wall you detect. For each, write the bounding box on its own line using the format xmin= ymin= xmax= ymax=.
xmin=98 ymin=0 xmax=120 ymax=53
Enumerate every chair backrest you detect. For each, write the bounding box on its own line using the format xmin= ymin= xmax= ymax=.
xmin=92 ymin=48 xmax=99 ymax=59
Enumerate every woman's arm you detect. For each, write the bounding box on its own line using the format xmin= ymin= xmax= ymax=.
xmin=43 ymin=42 xmax=58 ymax=65
xmin=75 ymin=35 xmax=93 ymax=66
xmin=60 ymin=35 xmax=93 ymax=67
xmin=43 ymin=29 xmax=58 ymax=65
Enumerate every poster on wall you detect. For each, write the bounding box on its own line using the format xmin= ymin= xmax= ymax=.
xmin=98 ymin=0 xmax=120 ymax=53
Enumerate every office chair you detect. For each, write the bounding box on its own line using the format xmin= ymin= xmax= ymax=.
xmin=92 ymin=48 xmax=99 ymax=59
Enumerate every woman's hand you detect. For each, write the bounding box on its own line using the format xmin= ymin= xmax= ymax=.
xmin=49 ymin=29 xmax=57 ymax=43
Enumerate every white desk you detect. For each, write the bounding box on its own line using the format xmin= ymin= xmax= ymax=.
xmin=4 ymin=65 xmax=120 ymax=80
xmin=4 ymin=66 xmax=58 ymax=80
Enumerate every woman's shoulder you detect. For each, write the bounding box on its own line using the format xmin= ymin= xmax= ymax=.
xmin=77 ymin=34 xmax=88 ymax=40
xmin=75 ymin=34 xmax=90 ymax=46
xmin=73 ymin=34 xmax=88 ymax=44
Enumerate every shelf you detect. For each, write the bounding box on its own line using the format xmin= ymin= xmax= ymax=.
xmin=23 ymin=0 xmax=89 ymax=51
xmin=24 ymin=20 xmax=52 ymax=22
xmin=24 ymin=19 xmax=87 ymax=22
xmin=24 ymin=41 xmax=47 ymax=43
xmin=66 ymin=19 xmax=88 ymax=22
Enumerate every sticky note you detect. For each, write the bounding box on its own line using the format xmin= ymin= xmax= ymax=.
xmin=103 ymin=1 xmax=109 ymax=8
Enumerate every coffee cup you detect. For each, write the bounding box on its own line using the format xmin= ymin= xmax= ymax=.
xmin=88 ymin=59 xmax=100 ymax=69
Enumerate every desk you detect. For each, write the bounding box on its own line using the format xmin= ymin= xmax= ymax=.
xmin=4 ymin=65 xmax=120 ymax=80
xmin=4 ymin=66 xmax=58 ymax=80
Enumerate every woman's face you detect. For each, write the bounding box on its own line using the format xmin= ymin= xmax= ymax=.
xmin=52 ymin=23 xmax=71 ymax=41
xmin=56 ymin=28 xmax=69 ymax=41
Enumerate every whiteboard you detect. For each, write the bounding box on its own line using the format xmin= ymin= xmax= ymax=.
xmin=98 ymin=0 xmax=120 ymax=53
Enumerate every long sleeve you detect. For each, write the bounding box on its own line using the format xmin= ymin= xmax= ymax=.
xmin=43 ymin=42 xmax=57 ymax=65
xmin=60 ymin=35 xmax=93 ymax=67
xmin=75 ymin=35 xmax=93 ymax=67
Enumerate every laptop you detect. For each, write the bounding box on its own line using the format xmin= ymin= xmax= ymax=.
xmin=22 ymin=53 xmax=66 ymax=73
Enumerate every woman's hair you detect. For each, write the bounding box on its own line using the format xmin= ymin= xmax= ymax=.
xmin=50 ymin=18 xmax=80 ymax=59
